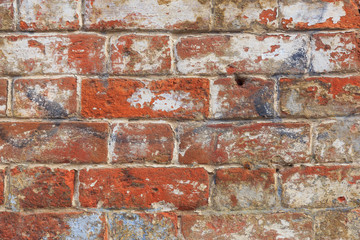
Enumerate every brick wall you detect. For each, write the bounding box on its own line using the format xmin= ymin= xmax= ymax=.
xmin=0 ymin=0 xmax=360 ymax=239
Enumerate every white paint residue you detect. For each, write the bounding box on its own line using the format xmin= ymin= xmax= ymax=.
xmin=281 ymin=1 xmax=345 ymax=26
xmin=152 ymin=91 xmax=190 ymax=112
xmin=264 ymin=220 xmax=296 ymax=239
xmin=285 ymin=89 xmax=303 ymax=115
xmin=127 ymin=88 xmax=155 ymax=108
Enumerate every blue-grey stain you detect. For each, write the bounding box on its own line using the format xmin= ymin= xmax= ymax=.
xmin=26 ymin=88 xmax=68 ymax=118
xmin=277 ymin=127 xmax=307 ymax=144
xmin=253 ymin=87 xmax=274 ymax=118
xmin=281 ymin=46 xmax=308 ymax=73
xmin=110 ymin=213 xmax=176 ymax=240
xmin=65 ymin=213 xmax=103 ymax=240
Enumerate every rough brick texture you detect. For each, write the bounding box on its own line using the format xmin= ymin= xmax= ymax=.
xmin=79 ymin=168 xmax=209 ymax=210
xmin=81 ymin=78 xmax=209 ymax=119
xmin=177 ymin=122 xmax=310 ymax=165
xmin=13 ymin=77 xmax=77 ymax=118
xmin=1 ymin=0 xmax=359 ymax=238
xmin=0 ymin=122 xmax=108 ymax=163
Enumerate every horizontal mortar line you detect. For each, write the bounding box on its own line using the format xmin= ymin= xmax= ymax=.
xmin=2 ymin=162 xmax=360 ymax=170
xmin=0 ymin=28 xmax=359 ymax=36
xmin=1 ymin=71 xmax=360 ymax=79
xmin=0 ymin=115 xmax=359 ymax=124
xmin=4 ymin=206 xmax=358 ymax=215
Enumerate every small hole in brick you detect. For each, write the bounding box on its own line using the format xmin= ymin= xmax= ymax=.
xmin=358 ymin=9 xmax=360 ymax=14
xmin=234 ymin=74 xmax=247 ymax=86
xmin=152 ymin=188 xmax=158 ymax=192
xmin=243 ymin=162 xmax=251 ymax=170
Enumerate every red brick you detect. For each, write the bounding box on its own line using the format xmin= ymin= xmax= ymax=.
xmin=84 ymin=0 xmax=211 ymax=31
xmin=79 ymin=168 xmax=209 ymax=210
xmin=175 ymin=34 xmax=309 ymax=75
xmin=280 ymin=0 xmax=360 ymax=30
xmin=181 ymin=213 xmax=313 ymax=239
xmin=280 ymin=165 xmax=360 ymax=208
xmin=110 ymin=35 xmax=171 ymax=75
xmin=0 ymin=212 xmax=107 ymax=240
xmin=0 ymin=79 xmax=7 ymax=116
xmin=214 ymin=0 xmax=278 ymax=30
xmin=0 ymin=0 xmax=14 ymax=30
xmin=314 ymin=210 xmax=360 ymax=240
xmin=10 ymin=166 xmax=74 ymax=209
xmin=0 ymin=34 xmax=106 ymax=75
xmin=310 ymin=32 xmax=360 ymax=73
xmin=0 ymin=122 xmax=108 ymax=164
xmin=280 ymin=76 xmax=360 ymax=118
xmin=19 ymin=0 xmax=81 ymax=31
xmin=177 ymin=122 xmax=310 ymax=165
xmin=211 ymin=77 xmax=274 ymax=119
xmin=109 ymin=212 xmax=177 ymax=239
xmin=13 ymin=77 xmax=77 ymax=118
xmin=314 ymin=119 xmax=360 ymax=163
xmin=110 ymin=123 xmax=174 ymax=164
xmin=81 ymin=78 xmax=209 ymax=119
xmin=213 ymin=168 xmax=276 ymax=210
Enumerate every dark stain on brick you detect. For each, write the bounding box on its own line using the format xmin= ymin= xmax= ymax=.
xmin=26 ymin=89 xmax=68 ymax=118
xmin=253 ymin=87 xmax=274 ymax=118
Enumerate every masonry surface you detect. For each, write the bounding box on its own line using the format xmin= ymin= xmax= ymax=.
xmin=0 ymin=0 xmax=360 ymax=239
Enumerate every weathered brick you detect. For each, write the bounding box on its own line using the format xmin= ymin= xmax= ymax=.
xmin=19 ymin=0 xmax=81 ymax=31
xmin=280 ymin=0 xmax=360 ymax=30
xmin=10 ymin=166 xmax=74 ymax=209
xmin=315 ymin=210 xmax=360 ymax=240
xmin=110 ymin=34 xmax=171 ymax=75
xmin=0 ymin=34 xmax=106 ymax=75
xmin=109 ymin=212 xmax=177 ymax=239
xmin=213 ymin=168 xmax=276 ymax=210
xmin=0 ymin=212 xmax=107 ymax=240
xmin=81 ymin=78 xmax=209 ymax=119
xmin=110 ymin=123 xmax=174 ymax=164
xmin=84 ymin=0 xmax=211 ymax=31
xmin=214 ymin=0 xmax=278 ymax=30
xmin=177 ymin=122 xmax=310 ymax=165
xmin=0 ymin=0 xmax=14 ymax=30
xmin=281 ymin=166 xmax=360 ymax=208
xmin=175 ymin=34 xmax=309 ymax=75
xmin=0 ymin=79 xmax=7 ymax=116
xmin=211 ymin=77 xmax=274 ymax=119
xmin=181 ymin=213 xmax=313 ymax=239
xmin=314 ymin=119 xmax=360 ymax=163
xmin=0 ymin=122 xmax=108 ymax=164
xmin=280 ymin=76 xmax=360 ymax=118
xmin=0 ymin=169 xmax=4 ymax=206
xmin=79 ymin=168 xmax=209 ymax=210
xmin=13 ymin=77 xmax=77 ymax=118
xmin=310 ymin=32 xmax=360 ymax=73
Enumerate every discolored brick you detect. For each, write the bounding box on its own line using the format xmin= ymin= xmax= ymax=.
xmin=177 ymin=122 xmax=310 ymax=165
xmin=0 ymin=169 xmax=4 ymax=205
xmin=280 ymin=0 xmax=360 ymax=30
xmin=0 ymin=122 xmax=108 ymax=164
xmin=211 ymin=77 xmax=274 ymax=119
xmin=314 ymin=119 xmax=360 ymax=163
xmin=13 ymin=77 xmax=77 ymax=118
xmin=310 ymin=32 xmax=360 ymax=73
xmin=0 ymin=0 xmax=14 ymax=30
xmin=0 ymin=34 xmax=106 ymax=75
xmin=181 ymin=213 xmax=313 ymax=239
xmin=213 ymin=168 xmax=276 ymax=210
xmin=214 ymin=0 xmax=278 ymax=31
xmin=84 ymin=0 xmax=211 ymax=31
xmin=79 ymin=168 xmax=209 ymax=210
xmin=0 ymin=79 xmax=7 ymax=116
xmin=19 ymin=0 xmax=81 ymax=31
xmin=110 ymin=34 xmax=171 ymax=75
xmin=175 ymin=34 xmax=309 ymax=75
xmin=0 ymin=212 xmax=106 ymax=240
xmin=280 ymin=76 xmax=360 ymax=118
xmin=281 ymin=165 xmax=360 ymax=208
xmin=10 ymin=166 xmax=75 ymax=209
xmin=110 ymin=123 xmax=174 ymax=164
xmin=81 ymin=78 xmax=209 ymax=119
xmin=109 ymin=212 xmax=177 ymax=239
